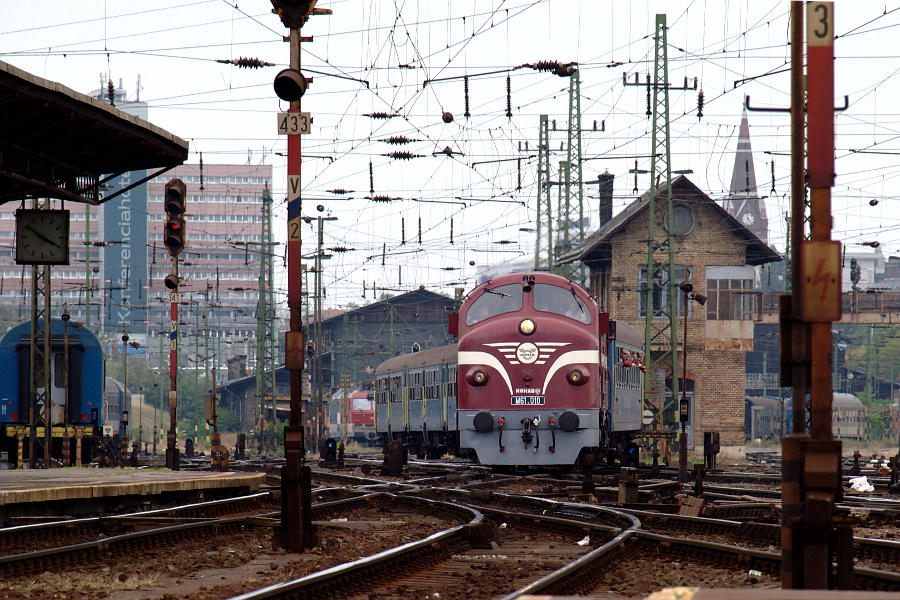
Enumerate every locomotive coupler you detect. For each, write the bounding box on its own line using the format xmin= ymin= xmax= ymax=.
xmin=520 ymin=417 xmax=533 ymax=447
xmin=521 ymin=415 xmax=540 ymax=452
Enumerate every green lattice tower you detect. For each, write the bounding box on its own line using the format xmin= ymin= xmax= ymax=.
xmin=643 ymin=14 xmax=680 ymax=430
xmin=559 ymin=71 xmax=586 ymax=285
xmin=534 ymin=115 xmax=552 ymax=271
xmin=256 ymin=184 xmax=277 ymax=450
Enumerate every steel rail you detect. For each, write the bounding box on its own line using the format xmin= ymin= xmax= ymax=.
xmin=225 ymin=494 xmax=486 ymax=600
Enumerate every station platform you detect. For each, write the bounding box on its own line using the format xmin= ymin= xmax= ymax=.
xmin=0 ymin=468 xmax=266 ymax=524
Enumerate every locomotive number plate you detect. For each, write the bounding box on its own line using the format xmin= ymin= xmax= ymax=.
xmin=511 ymin=396 xmax=545 ymax=405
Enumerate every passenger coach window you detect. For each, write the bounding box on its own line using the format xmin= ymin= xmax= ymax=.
xmin=534 ymin=283 xmax=592 ymax=324
xmin=465 ymin=283 xmax=523 ymax=325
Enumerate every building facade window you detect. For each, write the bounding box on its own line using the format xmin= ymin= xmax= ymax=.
xmin=638 ymin=265 xmax=690 ymax=318
xmin=705 ymin=265 xmax=755 ymax=320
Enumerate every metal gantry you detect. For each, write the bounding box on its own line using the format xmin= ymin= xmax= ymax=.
xmin=28 ymin=257 xmax=52 ymax=468
xmin=623 ymin=14 xmax=697 ymax=438
xmin=559 ymin=71 xmax=586 ymax=285
xmin=256 ymin=184 xmax=277 ymax=452
xmin=534 ymin=115 xmax=552 ymax=270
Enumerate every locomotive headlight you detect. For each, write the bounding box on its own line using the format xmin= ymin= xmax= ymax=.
xmin=467 ymin=368 xmax=489 ymax=386
xmin=566 ymin=367 xmax=590 ymax=386
xmin=519 ymin=319 xmax=536 ymax=335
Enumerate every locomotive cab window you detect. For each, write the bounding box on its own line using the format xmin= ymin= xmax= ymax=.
xmin=465 ymin=283 xmax=523 ymax=325
xmin=533 ymin=283 xmax=591 ymax=324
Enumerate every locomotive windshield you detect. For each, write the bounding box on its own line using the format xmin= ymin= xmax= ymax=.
xmin=465 ymin=283 xmax=523 ymax=325
xmin=533 ymin=283 xmax=592 ymax=324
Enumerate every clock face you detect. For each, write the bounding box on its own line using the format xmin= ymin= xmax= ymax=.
xmin=740 ymin=211 xmax=756 ymax=226
xmin=16 ymin=209 xmax=70 ymax=265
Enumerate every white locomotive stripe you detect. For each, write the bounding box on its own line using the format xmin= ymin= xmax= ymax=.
xmin=458 ymin=351 xmax=514 ymax=395
xmin=540 ymin=350 xmax=600 ymax=391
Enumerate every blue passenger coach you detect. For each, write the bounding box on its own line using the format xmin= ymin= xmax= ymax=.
xmin=0 ymin=318 xmax=105 ymax=465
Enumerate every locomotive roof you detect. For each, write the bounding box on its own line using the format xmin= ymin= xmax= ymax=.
xmin=746 ymin=394 xmax=864 ymax=409
xmin=833 ymin=393 xmax=864 ymax=408
xmin=612 ymin=319 xmax=643 ymax=347
xmin=745 ymin=396 xmax=782 ymax=409
xmin=375 ymin=343 xmax=457 ymax=375
xmin=466 ymin=271 xmax=589 ymax=295
xmin=0 ymin=318 xmax=102 ymax=351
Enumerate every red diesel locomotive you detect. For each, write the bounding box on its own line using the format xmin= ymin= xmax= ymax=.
xmin=374 ymin=272 xmax=644 ymax=468
xmin=455 ymin=272 xmax=612 ymax=466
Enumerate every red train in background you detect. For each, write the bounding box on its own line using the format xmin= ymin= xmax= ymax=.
xmin=375 ymin=272 xmax=644 ymax=468
xmin=327 ymin=389 xmax=377 ymax=446
xmin=347 ymin=390 xmax=376 ymax=444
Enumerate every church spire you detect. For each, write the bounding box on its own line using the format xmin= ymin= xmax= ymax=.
xmin=725 ymin=107 xmax=769 ymax=243
xmin=729 ymin=107 xmax=758 ymax=197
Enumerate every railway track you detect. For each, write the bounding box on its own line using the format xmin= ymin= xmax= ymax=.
xmin=225 ymin=500 xmax=633 ymax=600
xmin=0 ymin=492 xmax=458 ymax=578
xmin=221 ymin=487 xmax=900 ymax=600
xmin=501 ymin=530 xmax=900 ymax=598
xmin=7 ymin=467 xmax=900 ymax=598
xmin=0 ymin=492 xmax=273 ymax=558
xmin=408 ymin=485 xmax=900 ymax=572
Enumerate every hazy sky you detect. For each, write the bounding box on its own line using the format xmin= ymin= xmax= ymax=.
xmin=4 ymin=1 xmax=900 ymax=306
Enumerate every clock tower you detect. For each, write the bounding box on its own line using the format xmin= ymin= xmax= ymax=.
xmin=724 ymin=108 xmax=769 ymax=244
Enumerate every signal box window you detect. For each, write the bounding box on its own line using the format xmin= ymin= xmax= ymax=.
xmin=706 ymin=278 xmax=753 ymax=320
xmin=465 ymin=283 xmax=522 ymax=325
xmin=534 ymin=283 xmax=591 ymax=324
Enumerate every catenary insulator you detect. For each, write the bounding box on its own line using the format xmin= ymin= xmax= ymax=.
xmin=527 ymin=61 xmax=577 ymax=76
xmin=464 ymin=75 xmax=470 ymax=118
xmin=363 ymin=112 xmax=396 ymax=119
xmin=327 ymin=189 xmax=354 ymax=195
xmin=381 ymin=136 xmax=416 ymax=145
xmin=217 ymin=57 xmax=274 ymax=69
xmin=383 ymin=152 xmax=422 ymax=160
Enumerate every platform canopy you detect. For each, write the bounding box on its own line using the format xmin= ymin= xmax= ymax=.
xmin=0 ymin=60 xmax=189 ymax=206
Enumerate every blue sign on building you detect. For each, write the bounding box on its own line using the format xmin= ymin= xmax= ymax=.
xmin=103 ymin=170 xmax=148 ymax=333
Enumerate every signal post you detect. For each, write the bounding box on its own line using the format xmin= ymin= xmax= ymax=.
xmin=163 ymin=178 xmax=187 ymax=471
xmin=780 ymin=2 xmax=854 ymax=589
xmin=271 ymin=0 xmax=328 ymax=552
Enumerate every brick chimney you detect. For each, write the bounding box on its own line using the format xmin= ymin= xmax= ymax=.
xmin=598 ymin=171 xmax=615 ymax=227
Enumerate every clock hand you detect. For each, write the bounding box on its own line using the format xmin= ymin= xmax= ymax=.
xmin=26 ymin=225 xmax=56 ymax=246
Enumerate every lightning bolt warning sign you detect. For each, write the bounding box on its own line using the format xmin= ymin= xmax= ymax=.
xmin=801 ymin=240 xmax=841 ymax=322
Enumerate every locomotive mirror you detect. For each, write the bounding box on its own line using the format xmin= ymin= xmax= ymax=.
xmin=15 ymin=209 xmax=70 ymax=265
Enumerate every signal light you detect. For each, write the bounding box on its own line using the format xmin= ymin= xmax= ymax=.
xmin=270 ymin=0 xmax=319 ymax=29
xmin=322 ymin=437 xmax=337 ymax=461
xmin=274 ymin=69 xmax=307 ymax=102
xmin=164 ymin=274 xmax=179 ymax=290
xmin=850 ymin=258 xmax=861 ymax=285
xmin=164 ymin=178 xmax=187 ymax=257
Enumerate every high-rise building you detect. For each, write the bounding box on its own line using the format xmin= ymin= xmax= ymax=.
xmin=144 ymin=163 xmax=274 ymax=361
